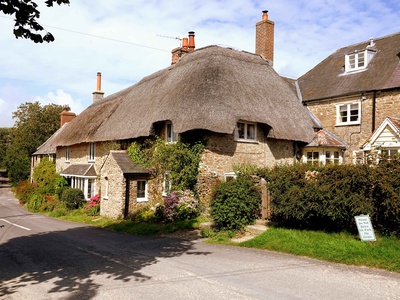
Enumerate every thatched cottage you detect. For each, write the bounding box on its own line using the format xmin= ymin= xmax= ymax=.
xmin=31 ymin=11 xmax=320 ymax=219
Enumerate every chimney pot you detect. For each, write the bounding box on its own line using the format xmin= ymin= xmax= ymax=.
xmin=188 ymin=31 xmax=195 ymax=51
xmin=262 ymin=10 xmax=269 ymax=20
xmin=93 ymin=72 xmax=105 ymax=103
xmin=182 ymin=37 xmax=189 ymax=50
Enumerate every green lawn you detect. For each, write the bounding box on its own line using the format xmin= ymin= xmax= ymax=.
xmin=234 ymin=227 xmax=400 ymax=272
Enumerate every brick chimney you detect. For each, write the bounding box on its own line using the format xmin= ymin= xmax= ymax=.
xmin=255 ymin=10 xmax=274 ymax=66
xmin=60 ymin=108 xmax=76 ymax=127
xmin=92 ymin=72 xmax=105 ymax=103
xmin=171 ymin=31 xmax=195 ymax=64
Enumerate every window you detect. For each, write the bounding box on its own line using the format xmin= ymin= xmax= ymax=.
xmin=103 ymin=176 xmax=109 ymax=199
xmin=88 ymin=143 xmax=95 ymax=162
xmin=163 ymin=172 xmax=172 ymax=196
xmin=336 ymin=102 xmax=360 ymax=125
xmin=381 ymin=149 xmax=399 ymax=161
xmin=65 ymin=146 xmax=70 ymax=162
xmin=307 ymin=151 xmax=320 ymax=166
xmin=345 ymin=49 xmax=375 ymax=73
xmin=166 ymin=122 xmax=178 ymax=143
xmin=69 ymin=177 xmax=96 ymax=200
xmin=326 ymin=151 xmax=340 ymax=165
xmin=224 ymin=172 xmax=237 ymax=182
xmin=137 ymin=180 xmax=147 ymax=202
xmin=236 ymin=122 xmax=257 ymax=142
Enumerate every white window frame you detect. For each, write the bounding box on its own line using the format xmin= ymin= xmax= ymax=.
xmin=235 ymin=121 xmax=257 ymax=142
xmin=224 ymin=172 xmax=237 ymax=182
xmin=166 ymin=122 xmax=178 ymax=143
xmin=88 ymin=143 xmax=95 ymax=162
xmin=65 ymin=146 xmax=70 ymax=162
xmin=69 ymin=176 xmax=96 ymax=200
xmin=345 ymin=49 xmax=376 ymax=73
xmin=136 ymin=180 xmax=148 ymax=202
xmin=336 ymin=102 xmax=361 ymax=126
xmin=307 ymin=151 xmax=320 ymax=166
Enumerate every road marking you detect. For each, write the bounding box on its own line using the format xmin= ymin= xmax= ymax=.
xmin=0 ymin=218 xmax=31 ymax=231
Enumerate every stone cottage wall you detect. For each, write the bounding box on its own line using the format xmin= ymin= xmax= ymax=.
xmin=306 ymin=89 xmax=400 ymax=162
xmin=100 ymin=152 xmax=126 ymax=219
xmin=197 ymin=130 xmax=294 ymax=207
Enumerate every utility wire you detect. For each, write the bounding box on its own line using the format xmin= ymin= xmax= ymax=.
xmin=0 ymin=15 xmax=170 ymax=52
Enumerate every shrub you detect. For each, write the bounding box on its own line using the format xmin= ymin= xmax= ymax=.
xmin=26 ymin=193 xmax=46 ymax=212
xmin=60 ymin=188 xmax=85 ymax=210
xmin=211 ymin=175 xmax=261 ymax=231
xmin=84 ymin=194 xmax=101 ymax=216
xmin=14 ymin=180 xmax=35 ymax=204
xmin=152 ymin=190 xmax=200 ymax=222
xmin=32 ymin=158 xmax=60 ymax=194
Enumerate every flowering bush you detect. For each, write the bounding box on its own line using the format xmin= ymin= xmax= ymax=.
xmin=152 ymin=190 xmax=199 ymax=222
xmin=84 ymin=194 xmax=101 ymax=216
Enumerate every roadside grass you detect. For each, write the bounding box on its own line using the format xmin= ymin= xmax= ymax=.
xmin=53 ymin=209 xmax=207 ymax=236
xmin=207 ymin=226 xmax=400 ymax=273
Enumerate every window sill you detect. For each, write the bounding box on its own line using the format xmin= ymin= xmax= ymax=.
xmin=102 ymin=196 xmax=109 ymax=200
xmin=137 ymin=198 xmax=148 ymax=203
xmin=235 ymin=139 xmax=259 ymax=144
xmin=335 ymin=122 xmax=360 ymax=127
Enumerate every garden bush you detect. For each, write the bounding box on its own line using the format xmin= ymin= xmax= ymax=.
xmin=152 ymin=190 xmax=200 ymax=222
xmin=60 ymin=188 xmax=85 ymax=210
xmin=211 ymin=175 xmax=261 ymax=231
xmin=32 ymin=158 xmax=60 ymax=194
xmin=84 ymin=194 xmax=101 ymax=216
xmin=14 ymin=180 xmax=35 ymax=205
xmin=261 ymin=162 xmax=400 ymax=236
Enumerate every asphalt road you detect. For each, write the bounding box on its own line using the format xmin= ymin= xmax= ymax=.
xmin=1 ymin=186 xmax=400 ymax=300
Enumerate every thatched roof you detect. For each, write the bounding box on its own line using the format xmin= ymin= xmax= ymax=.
xmin=54 ymin=45 xmax=315 ymax=146
xmin=33 ymin=123 xmax=69 ymax=155
xmin=299 ymin=32 xmax=400 ymax=102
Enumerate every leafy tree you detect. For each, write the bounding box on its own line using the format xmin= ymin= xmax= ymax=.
xmin=0 ymin=0 xmax=70 ymax=43
xmin=0 ymin=127 xmax=11 ymax=169
xmin=5 ymin=101 xmax=69 ymax=185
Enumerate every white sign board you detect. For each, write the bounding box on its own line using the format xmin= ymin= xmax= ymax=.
xmin=354 ymin=215 xmax=376 ymax=242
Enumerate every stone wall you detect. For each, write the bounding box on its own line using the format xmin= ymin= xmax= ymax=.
xmin=306 ymin=89 xmax=400 ymax=161
xmin=197 ymin=130 xmax=295 ymax=208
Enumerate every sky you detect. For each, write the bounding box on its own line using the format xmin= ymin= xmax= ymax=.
xmin=0 ymin=0 xmax=399 ymax=127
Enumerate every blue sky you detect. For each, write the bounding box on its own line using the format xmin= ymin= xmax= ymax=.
xmin=0 ymin=0 xmax=399 ymax=127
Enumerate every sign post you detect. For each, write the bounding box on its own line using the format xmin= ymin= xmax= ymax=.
xmin=354 ymin=215 xmax=376 ymax=242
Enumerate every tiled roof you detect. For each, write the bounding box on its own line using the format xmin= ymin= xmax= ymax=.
xmin=305 ymin=129 xmax=347 ymax=149
xmin=111 ymin=151 xmax=149 ymax=174
xmin=299 ymin=32 xmax=400 ymax=101
xmin=60 ymin=164 xmax=97 ymax=177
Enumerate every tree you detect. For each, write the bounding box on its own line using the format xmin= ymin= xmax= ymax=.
xmin=0 ymin=127 xmax=11 ymax=169
xmin=0 ymin=0 xmax=70 ymax=43
xmin=5 ymin=101 xmax=69 ymax=186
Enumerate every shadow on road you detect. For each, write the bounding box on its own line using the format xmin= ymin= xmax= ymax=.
xmin=0 ymin=224 xmax=211 ymax=299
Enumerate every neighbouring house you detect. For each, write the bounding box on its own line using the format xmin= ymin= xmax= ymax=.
xmin=298 ymin=32 xmax=400 ymax=163
xmin=42 ymin=11 xmax=319 ymax=219
xmin=30 ymin=108 xmax=76 ymax=181
xmin=360 ymin=117 xmax=400 ymax=163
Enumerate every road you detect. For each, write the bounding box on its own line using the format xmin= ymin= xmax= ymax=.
xmin=1 ymin=186 xmax=400 ymax=300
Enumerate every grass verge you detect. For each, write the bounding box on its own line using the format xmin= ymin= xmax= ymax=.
xmin=54 ymin=209 xmax=206 ymax=236
xmin=208 ymin=226 xmax=400 ymax=273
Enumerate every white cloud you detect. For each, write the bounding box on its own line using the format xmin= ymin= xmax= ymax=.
xmin=34 ymin=90 xmax=85 ymax=115
xmin=0 ymin=0 xmax=399 ymax=127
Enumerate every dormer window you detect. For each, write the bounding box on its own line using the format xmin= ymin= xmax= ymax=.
xmin=345 ymin=49 xmax=376 ymax=73
xmin=166 ymin=122 xmax=178 ymax=143
xmin=235 ymin=121 xmax=257 ymax=142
